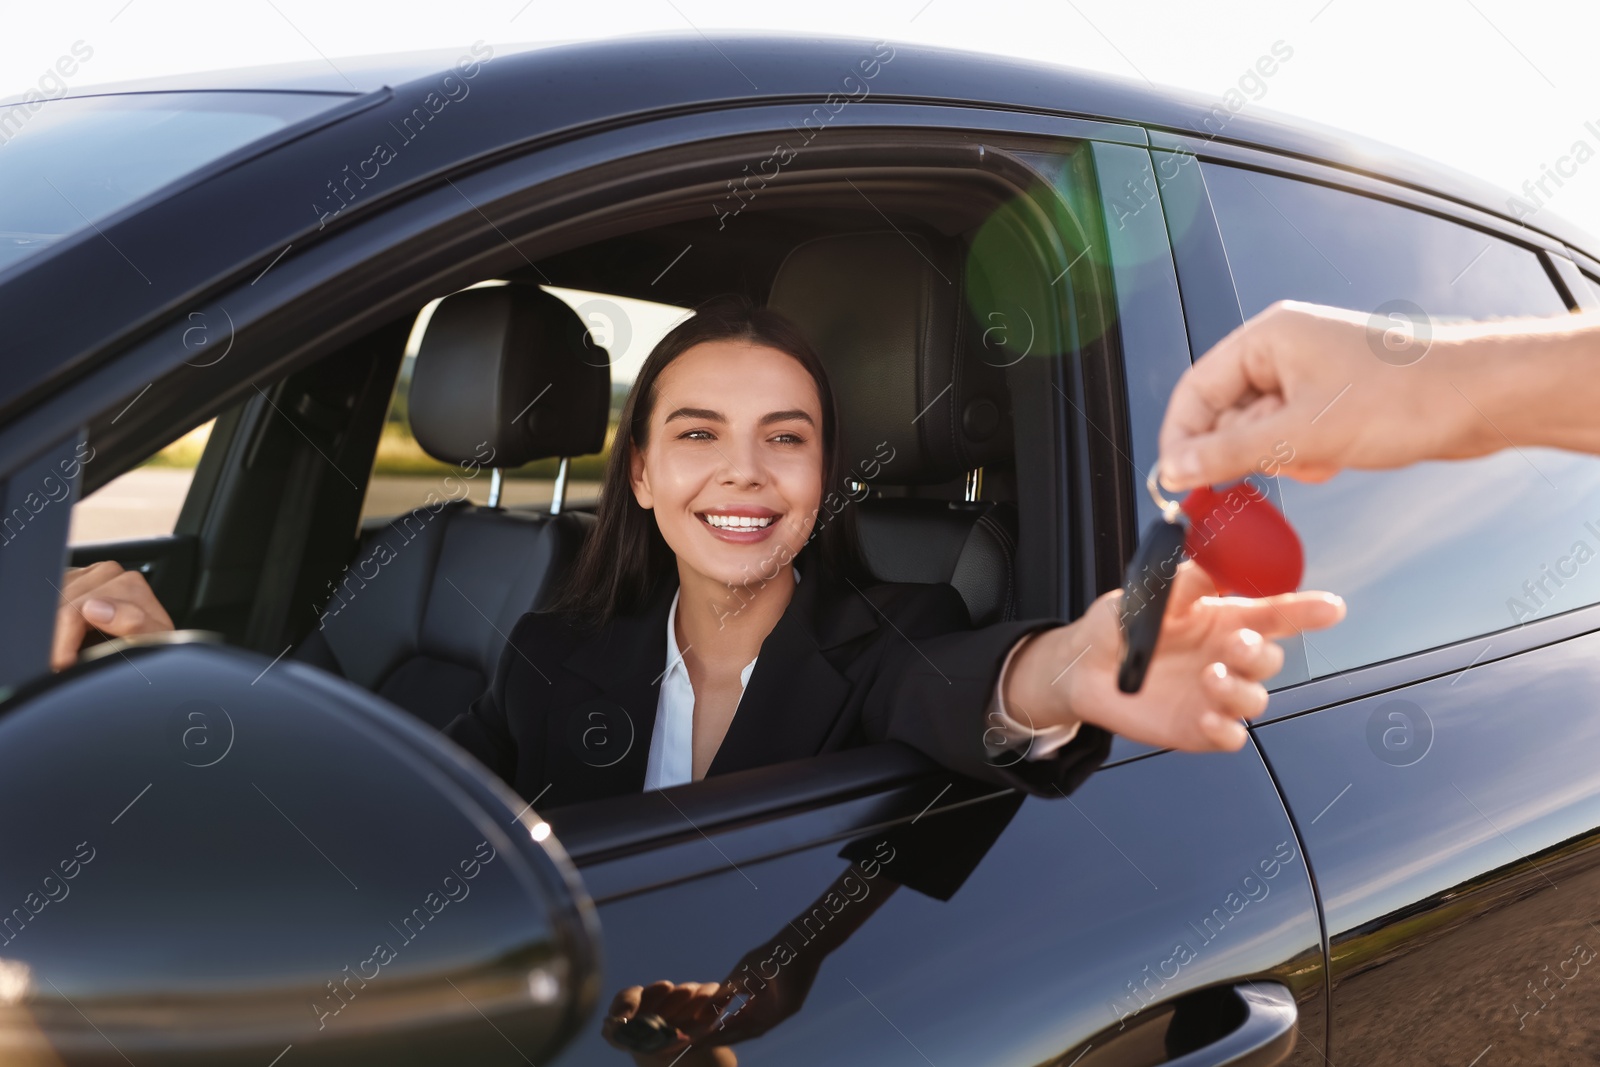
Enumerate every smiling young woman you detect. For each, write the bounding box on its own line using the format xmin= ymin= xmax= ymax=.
xmin=437 ymin=294 xmax=1347 ymax=809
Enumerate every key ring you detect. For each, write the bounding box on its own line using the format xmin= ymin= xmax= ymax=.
xmin=1147 ymin=468 xmax=1183 ymax=525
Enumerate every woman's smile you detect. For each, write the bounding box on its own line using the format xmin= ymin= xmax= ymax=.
xmin=696 ymin=505 xmax=783 ymax=543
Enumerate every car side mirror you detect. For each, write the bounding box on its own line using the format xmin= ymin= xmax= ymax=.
xmin=0 ymin=643 xmax=599 ymax=1065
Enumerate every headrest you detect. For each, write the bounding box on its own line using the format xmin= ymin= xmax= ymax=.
xmin=767 ymin=232 xmax=1011 ymax=485
xmin=409 ymin=283 xmax=610 ymax=468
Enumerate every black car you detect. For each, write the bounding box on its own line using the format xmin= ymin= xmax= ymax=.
xmin=3 ymin=32 xmax=1599 ymax=1067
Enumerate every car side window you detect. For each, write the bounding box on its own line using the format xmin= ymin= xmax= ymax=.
xmin=358 ymin=283 xmax=686 ymax=528
xmin=1203 ymin=163 xmax=1587 ymax=677
xmin=69 ymin=420 xmax=214 ymax=544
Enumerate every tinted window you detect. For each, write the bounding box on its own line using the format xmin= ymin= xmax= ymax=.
xmin=1204 ymin=164 xmax=1583 ymax=677
xmin=0 ymin=92 xmax=341 ymax=276
xmin=69 ymin=420 xmax=213 ymax=544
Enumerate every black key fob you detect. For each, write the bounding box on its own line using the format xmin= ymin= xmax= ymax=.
xmin=613 ymin=1013 xmax=677 ymax=1053
xmin=1117 ymin=517 xmax=1187 ymax=693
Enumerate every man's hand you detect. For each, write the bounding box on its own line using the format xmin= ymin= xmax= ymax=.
xmin=52 ymin=561 xmax=175 ymax=670
xmin=1157 ymin=300 xmax=1460 ymax=491
xmin=1005 ymin=562 xmax=1344 ymax=752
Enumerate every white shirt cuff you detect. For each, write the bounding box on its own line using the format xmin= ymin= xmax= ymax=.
xmin=985 ymin=632 xmax=1082 ymax=761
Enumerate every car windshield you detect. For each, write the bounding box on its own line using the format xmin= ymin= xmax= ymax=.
xmin=0 ymin=91 xmax=349 ymax=275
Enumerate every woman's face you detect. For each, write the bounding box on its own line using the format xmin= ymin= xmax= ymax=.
xmin=629 ymin=339 xmax=824 ymax=592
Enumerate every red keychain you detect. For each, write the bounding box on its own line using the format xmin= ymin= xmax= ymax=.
xmin=1178 ymin=482 xmax=1303 ymax=597
xmin=1116 ymin=471 xmax=1303 ymax=692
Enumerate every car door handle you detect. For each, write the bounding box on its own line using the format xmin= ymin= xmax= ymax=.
xmin=1160 ymin=981 xmax=1298 ymax=1067
xmin=1070 ymin=980 xmax=1299 ymax=1067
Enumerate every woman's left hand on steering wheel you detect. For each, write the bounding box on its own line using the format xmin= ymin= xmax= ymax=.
xmin=52 ymin=561 xmax=175 ymax=671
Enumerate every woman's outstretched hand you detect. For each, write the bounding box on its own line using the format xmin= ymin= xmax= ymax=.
xmin=1005 ymin=562 xmax=1344 ymax=752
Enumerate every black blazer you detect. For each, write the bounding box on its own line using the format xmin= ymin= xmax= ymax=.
xmin=442 ymin=556 xmax=1112 ymax=808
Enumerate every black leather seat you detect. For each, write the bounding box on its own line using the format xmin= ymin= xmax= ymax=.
xmin=768 ymin=231 xmax=1019 ymax=625
xmin=295 ymin=283 xmax=609 ymax=728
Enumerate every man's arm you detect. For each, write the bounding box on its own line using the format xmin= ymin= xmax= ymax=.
xmin=1158 ymin=300 xmax=1600 ymax=491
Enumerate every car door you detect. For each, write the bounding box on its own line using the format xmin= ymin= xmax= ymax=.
xmin=546 ymin=740 xmax=1315 ymax=1067
xmin=0 ymin=69 xmax=1323 ymax=1065
xmin=526 ymin=134 xmax=1327 ymax=1067
xmin=1161 ymin=144 xmax=1600 ymax=1065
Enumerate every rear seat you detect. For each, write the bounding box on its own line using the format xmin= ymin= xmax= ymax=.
xmin=295 ymin=283 xmax=610 ymax=728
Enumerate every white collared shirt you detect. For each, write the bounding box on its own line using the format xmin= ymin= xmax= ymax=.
xmin=643 ymin=568 xmax=1081 ymax=791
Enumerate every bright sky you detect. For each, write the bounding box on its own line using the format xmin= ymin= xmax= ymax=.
xmin=6 ymin=0 xmax=1599 ymax=245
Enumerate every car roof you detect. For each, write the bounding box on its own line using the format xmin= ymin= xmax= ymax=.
xmin=35 ymin=41 xmax=559 ymax=97
xmin=36 ymin=30 xmax=1592 ymax=257
xmin=3 ymin=32 xmax=1591 ymax=434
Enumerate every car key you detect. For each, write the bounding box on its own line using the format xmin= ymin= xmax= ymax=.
xmin=611 ymin=1012 xmax=677 ymax=1053
xmin=1117 ymin=509 xmax=1188 ymax=693
xmin=1117 ymin=470 xmax=1304 ymax=693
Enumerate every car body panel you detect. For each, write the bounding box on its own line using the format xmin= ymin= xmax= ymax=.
xmin=1255 ymin=632 xmax=1600 ymax=1064
xmin=555 ymin=743 xmax=1324 ymax=1066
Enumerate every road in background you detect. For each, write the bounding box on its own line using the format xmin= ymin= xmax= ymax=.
xmin=68 ymin=469 xmax=600 ymax=544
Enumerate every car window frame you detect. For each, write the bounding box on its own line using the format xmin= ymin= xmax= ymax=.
xmin=1545 ymin=250 xmax=1600 ymax=311
xmin=4 ymin=101 xmax=1148 ymax=832
xmin=0 ymin=431 xmax=85 ymax=693
xmin=1565 ymin=247 xmax=1600 ymax=310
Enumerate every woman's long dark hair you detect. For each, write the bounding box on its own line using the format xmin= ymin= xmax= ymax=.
xmin=545 ymin=294 xmax=872 ymax=629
